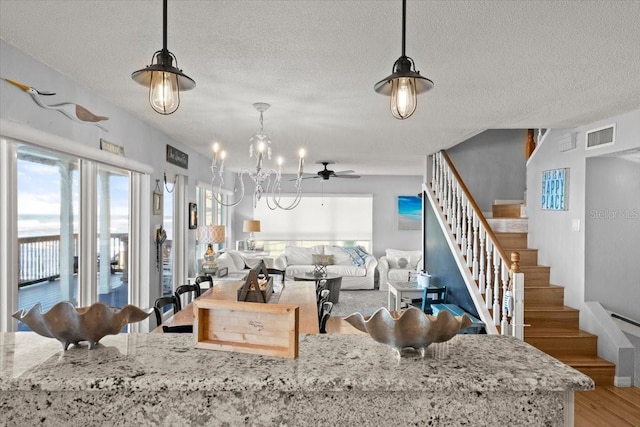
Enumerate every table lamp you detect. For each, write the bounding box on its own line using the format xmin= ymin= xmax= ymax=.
xmin=198 ymin=225 xmax=226 ymax=274
xmin=242 ymin=220 xmax=260 ymax=251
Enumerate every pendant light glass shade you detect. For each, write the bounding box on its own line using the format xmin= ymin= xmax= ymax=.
xmin=374 ymin=0 xmax=433 ymax=120
xmin=131 ymin=0 xmax=195 ymax=115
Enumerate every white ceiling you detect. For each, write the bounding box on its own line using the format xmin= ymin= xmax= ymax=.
xmin=2 ymin=0 xmax=640 ymax=176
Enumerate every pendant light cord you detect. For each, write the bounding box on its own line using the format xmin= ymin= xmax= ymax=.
xmin=162 ymin=0 xmax=168 ymax=52
xmin=401 ymin=0 xmax=406 ymax=57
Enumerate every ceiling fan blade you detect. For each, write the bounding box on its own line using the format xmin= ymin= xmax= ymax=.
xmin=333 ymin=170 xmax=354 ymax=175
xmin=334 ymin=174 xmax=360 ymax=179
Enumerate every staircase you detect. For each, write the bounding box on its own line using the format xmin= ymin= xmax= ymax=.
xmin=489 ymin=202 xmax=616 ymax=385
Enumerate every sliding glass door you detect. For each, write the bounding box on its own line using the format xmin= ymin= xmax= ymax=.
xmin=1 ymin=129 xmax=151 ymax=332
xmin=16 ymin=145 xmax=80 ymax=327
xmin=96 ymin=165 xmax=130 ymax=308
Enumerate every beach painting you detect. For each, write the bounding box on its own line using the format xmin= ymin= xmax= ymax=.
xmin=397 ymin=196 xmax=422 ymax=230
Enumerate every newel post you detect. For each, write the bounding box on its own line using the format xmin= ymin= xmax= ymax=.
xmin=509 ymin=251 xmax=525 ymax=340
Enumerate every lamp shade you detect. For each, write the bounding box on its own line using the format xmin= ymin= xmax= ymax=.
xmin=243 ymin=220 xmax=261 ymax=233
xmin=198 ymin=225 xmax=226 ymax=244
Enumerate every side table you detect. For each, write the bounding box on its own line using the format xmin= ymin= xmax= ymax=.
xmin=387 ymin=281 xmax=445 ymax=312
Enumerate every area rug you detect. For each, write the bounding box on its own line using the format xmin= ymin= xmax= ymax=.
xmin=332 ymin=290 xmax=388 ymax=318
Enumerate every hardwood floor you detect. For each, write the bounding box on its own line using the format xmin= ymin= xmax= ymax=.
xmin=575 ymin=386 xmax=640 ymax=426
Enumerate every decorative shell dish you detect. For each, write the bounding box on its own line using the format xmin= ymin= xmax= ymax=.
xmin=12 ymin=301 xmax=153 ymax=350
xmin=344 ymin=306 xmax=472 ymax=357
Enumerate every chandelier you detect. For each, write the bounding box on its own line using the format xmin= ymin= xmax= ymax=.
xmin=210 ymin=103 xmax=305 ymax=210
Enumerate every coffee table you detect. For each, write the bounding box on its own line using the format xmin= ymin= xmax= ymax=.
xmin=293 ymin=272 xmax=343 ymax=304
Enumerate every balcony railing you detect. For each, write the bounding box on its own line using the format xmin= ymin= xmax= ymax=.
xmin=18 ymin=233 xmax=127 ymax=287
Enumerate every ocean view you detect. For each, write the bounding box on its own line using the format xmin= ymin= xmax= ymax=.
xmin=18 ymin=214 xmax=130 ymax=237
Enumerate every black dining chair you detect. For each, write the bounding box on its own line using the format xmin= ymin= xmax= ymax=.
xmin=174 ymin=283 xmax=201 ymax=311
xmin=153 ymin=295 xmax=180 ymax=326
xmin=194 ymin=275 xmax=214 ymax=290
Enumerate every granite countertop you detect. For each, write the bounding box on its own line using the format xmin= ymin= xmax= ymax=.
xmin=0 ymin=332 xmax=594 ymax=393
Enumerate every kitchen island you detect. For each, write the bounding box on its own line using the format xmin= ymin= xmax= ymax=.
xmin=0 ymin=332 xmax=593 ymax=426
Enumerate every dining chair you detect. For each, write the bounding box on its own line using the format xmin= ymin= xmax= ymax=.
xmin=194 ymin=275 xmax=214 ymax=290
xmin=174 ymin=283 xmax=201 ymax=311
xmin=419 ymin=286 xmax=447 ymax=314
xmin=153 ymin=295 xmax=180 ymax=326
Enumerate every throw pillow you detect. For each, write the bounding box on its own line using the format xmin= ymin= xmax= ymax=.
xmin=324 ymin=246 xmax=352 ymax=265
xmin=386 ymin=249 xmax=422 ymax=269
xmin=342 ymin=246 xmax=365 ymax=267
xmin=397 ymin=257 xmax=408 ymax=268
xmin=216 ymin=253 xmax=238 ymax=272
xmin=312 ymin=254 xmax=334 ymax=266
xmin=285 ymin=246 xmax=315 ymax=265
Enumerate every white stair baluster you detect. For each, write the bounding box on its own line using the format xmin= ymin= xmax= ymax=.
xmin=478 ymin=226 xmax=486 ymax=293
xmin=472 ymin=213 xmax=479 ymax=280
xmin=500 ymin=263 xmax=510 ymax=335
xmin=466 ymin=201 xmax=473 ymax=267
xmin=485 ymin=240 xmax=493 ymax=308
xmin=493 ymin=247 xmax=501 ymax=325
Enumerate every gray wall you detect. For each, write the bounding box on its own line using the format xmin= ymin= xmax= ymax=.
xmin=0 ymin=40 xmax=216 ymax=305
xmin=447 ymin=129 xmax=527 ymax=212
xmin=231 ymin=174 xmax=423 ymax=258
xmin=527 ymin=109 xmax=640 ymax=321
xmin=585 ymin=157 xmax=640 ymax=321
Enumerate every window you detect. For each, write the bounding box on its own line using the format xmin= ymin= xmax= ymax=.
xmin=253 ymin=194 xmax=373 ymax=253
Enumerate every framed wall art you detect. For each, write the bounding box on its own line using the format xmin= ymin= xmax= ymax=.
xmin=541 ymin=168 xmax=569 ymax=211
xmin=189 ymin=203 xmax=198 ymax=229
xmin=153 ymin=180 xmax=163 ymax=215
xmin=397 ymin=195 xmax=422 ymax=230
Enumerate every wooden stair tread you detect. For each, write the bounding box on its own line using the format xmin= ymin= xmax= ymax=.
xmin=525 ymin=329 xmax=595 ymax=338
xmin=525 ymin=305 xmax=579 ymax=313
xmin=556 ymin=355 xmax=615 ymax=367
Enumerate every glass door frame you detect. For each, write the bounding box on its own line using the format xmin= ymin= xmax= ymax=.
xmin=0 ymin=121 xmax=152 ymax=332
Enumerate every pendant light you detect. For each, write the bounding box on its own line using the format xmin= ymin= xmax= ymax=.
xmin=131 ymin=0 xmax=195 ymax=115
xmin=374 ymin=0 xmax=433 ymax=120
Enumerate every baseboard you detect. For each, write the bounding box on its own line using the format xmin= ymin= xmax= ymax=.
xmin=614 ymin=376 xmax=632 ymax=387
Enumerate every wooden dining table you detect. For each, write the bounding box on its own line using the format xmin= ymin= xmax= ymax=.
xmin=153 ymin=280 xmax=320 ymax=334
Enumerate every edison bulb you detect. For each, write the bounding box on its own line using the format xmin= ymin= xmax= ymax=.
xmin=149 ymin=71 xmax=180 ymax=115
xmin=390 ymin=77 xmax=417 ymax=120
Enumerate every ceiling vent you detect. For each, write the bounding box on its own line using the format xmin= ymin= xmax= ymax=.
xmin=586 ymin=124 xmax=615 ymax=150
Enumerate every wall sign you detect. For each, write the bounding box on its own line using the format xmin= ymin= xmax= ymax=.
xmin=100 ymin=138 xmax=125 ymax=156
xmin=166 ymin=144 xmax=188 ymax=169
xmin=541 ymin=168 xmax=569 ymax=211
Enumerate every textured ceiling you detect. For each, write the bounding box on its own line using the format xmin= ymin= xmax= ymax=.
xmin=1 ymin=0 xmax=640 ymax=175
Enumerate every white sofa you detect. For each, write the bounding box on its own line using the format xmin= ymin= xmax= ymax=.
xmin=377 ymin=249 xmax=423 ymax=291
xmin=274 ymin=245 xmax=378 ymax=290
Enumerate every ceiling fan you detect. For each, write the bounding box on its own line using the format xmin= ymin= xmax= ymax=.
xmin=303 ymin=161 xmax=361 ymax=180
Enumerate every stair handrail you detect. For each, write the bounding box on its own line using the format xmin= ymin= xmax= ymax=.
xmin=439 ymin=151 xmax=511 ymax=265
xmin=431 ymin=150 xmax=523 ymax=336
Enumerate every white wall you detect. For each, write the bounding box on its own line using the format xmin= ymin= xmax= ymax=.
xmin=231 ymin=174 xmax=423 ymax=257
xmin=526 ymin=109 xmax=640 ymax=318
xmin=0 ymin=40 xmax=215 ymax=305
xmin=585 ymin=157 xmax=640 ymax=322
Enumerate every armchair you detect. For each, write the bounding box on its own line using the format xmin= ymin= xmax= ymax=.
xmin=378 ymin=249 xmax=422 ymax=291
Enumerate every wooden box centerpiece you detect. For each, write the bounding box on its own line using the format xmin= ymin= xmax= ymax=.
xmin=237 ymin=260 xmax=273 ymax=303
xmin=193 ymin=299 xmax=299 ymax=358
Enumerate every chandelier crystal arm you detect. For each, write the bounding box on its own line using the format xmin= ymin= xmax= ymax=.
xmin=210 ymin=171 xmax=247 ymax=208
